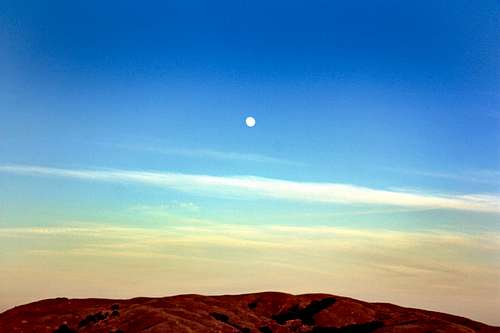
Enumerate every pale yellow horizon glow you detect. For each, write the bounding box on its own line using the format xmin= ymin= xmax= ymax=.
xmin=1 ymin=222 xmax=499 ymax=325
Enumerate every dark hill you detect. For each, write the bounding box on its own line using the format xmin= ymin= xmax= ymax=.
xmin=1 ymin=292 xmax=498 ymax=333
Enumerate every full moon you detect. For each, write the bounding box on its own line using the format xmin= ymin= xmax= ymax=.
xmin=245 ymin=116 xmax=256 ymax=127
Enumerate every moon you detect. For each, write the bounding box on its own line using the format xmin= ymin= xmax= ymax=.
xmin=245 ymin=116 xmax=256 ymax=127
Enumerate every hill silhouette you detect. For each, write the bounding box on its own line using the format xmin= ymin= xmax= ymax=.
xmin=1 ymin=292 xmax=498 ymax=333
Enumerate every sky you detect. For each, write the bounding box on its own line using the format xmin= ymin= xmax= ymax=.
xmin=1 ymin=0 xmax=500 ymax=325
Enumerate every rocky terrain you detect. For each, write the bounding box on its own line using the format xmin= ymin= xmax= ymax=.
xmin=0 ymin=292 xmax=498 ymax=333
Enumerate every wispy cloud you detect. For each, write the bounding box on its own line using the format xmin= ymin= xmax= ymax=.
xmin=129 ymin=201 xmax=200 ymax=216
xmin=108 ymin=143 xmax=304 ymax=166
xmin=4 ymin=214 xmax=497 ymax=284
xmin=2 ymin=222 xmax=499 ymax=251
xmin=1 ymin=164 xmax=499 ymax=213
xmin=386 ymin=167 xmax=500 ymax=185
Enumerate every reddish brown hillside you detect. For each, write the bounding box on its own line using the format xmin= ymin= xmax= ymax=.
xmin=0 ymin=292 xmax=498 ymax=333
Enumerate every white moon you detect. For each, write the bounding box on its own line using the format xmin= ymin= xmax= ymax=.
xmin=245 ymin=116 xmax=256 ymax=127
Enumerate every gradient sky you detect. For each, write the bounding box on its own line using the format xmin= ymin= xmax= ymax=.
xmin=1 ymin=0 xmax=499 ymax=325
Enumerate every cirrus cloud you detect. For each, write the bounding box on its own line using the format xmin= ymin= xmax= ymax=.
xmin=0 ymin=164 xmax=499 ymax=213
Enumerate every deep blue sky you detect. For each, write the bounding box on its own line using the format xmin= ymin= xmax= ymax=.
xmin=1 ymin=0 xmax=499 ymax=191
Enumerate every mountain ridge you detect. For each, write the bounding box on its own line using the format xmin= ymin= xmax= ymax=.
xmin=1 ymin=292 xmax=498 ymax=332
